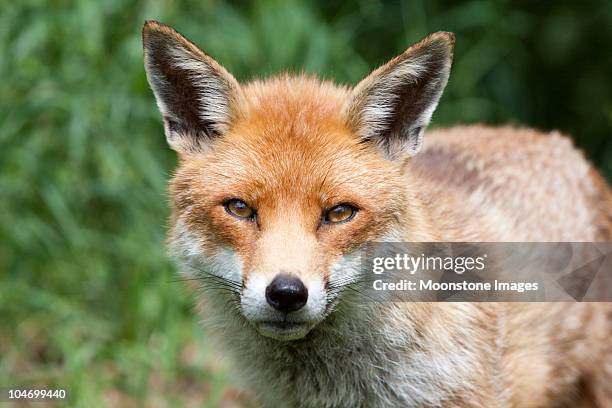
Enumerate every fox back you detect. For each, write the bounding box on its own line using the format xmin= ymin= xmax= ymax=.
xmin=143 ymin=21 xmax=612 ymax=407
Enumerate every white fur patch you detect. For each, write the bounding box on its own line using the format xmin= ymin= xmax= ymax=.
xmin=169 ymin=217 xmax=242 ymax=283
xmin=329 ymin=250 xmax=363 ymax=284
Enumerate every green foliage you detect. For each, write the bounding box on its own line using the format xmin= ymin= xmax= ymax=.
xmin=1 ymin=0 xmax=610 ymax=406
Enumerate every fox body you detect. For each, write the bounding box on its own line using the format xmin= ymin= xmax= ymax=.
xmin=142 ymin=21 xmax=612 ymax=407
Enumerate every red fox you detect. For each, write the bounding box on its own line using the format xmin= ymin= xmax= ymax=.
xmin=142 ymin=21 xmax=612 ymax=407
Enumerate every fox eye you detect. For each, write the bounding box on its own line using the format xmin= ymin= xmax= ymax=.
xmin=323 ymin=204 xmax=357 ymax=224
xmin=224 ymin=199 xmax=255 ymax=220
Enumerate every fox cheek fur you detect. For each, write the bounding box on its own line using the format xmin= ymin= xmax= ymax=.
xmin=144 ymin=20 xmax=612 ymax=408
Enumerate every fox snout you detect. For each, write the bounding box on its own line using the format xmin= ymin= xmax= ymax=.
xmin=240 ymin=262 xmax=330 ymax=341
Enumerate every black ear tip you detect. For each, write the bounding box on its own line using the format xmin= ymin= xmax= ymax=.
xmin=429 ymin=31 xmax=455 ymax=48
xmin=143 ymin=20 xmax=157 ymax=32
xmin=143 ymin=20 xmax=163 ymax=29
xmin=400 ymin=32 xmax=455 ymax=61
xmin=142 ymin=20 xmax=174 ymax=39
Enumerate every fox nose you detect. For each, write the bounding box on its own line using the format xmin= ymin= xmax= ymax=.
xmin=265 ymin=275 xmax=308 ymax=312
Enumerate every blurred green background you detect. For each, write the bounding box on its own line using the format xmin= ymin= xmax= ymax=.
xmin=1 ymin=0 xmax=611 ymax=406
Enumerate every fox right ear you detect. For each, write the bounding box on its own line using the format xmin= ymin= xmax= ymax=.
xmin=344 ymin=32 xmax=454 ymax=159
xmin=142 ymin=21 xmax=240 ymax=153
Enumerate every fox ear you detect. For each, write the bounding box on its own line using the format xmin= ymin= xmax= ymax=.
xmin=345 ymin=32 xmax=454 ymax=159
xmin=142 ymin=21 xmax=240 ymax=153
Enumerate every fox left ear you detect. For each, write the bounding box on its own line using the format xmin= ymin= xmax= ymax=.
xmin=345 ymin=32 xmax=454 ymax=159
xmin=142 ymin=21 xmax=240 ymax=153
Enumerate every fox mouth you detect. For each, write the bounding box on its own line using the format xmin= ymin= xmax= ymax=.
xmin=255 ymin=320 xmax=313 ymax=341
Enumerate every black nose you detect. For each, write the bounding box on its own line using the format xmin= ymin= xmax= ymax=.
xmin=265 ymin=275 xmax=308 ymax=312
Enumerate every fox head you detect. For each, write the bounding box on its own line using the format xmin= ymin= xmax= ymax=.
xmin=143 ymin=21 xmax=453 ymax=341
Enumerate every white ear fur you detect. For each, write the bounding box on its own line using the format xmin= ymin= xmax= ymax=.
xmin=345 ymin=32 xmax=454 ymax=159
xmin=142 ymin=21 xmax=240 ymax=153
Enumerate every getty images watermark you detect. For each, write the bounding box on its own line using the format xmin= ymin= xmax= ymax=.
xmin=359 ymin=242 xmax=612 ymax=301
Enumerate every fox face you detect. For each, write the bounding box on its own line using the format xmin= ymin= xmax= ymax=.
xmin=143 ymin=21 xmax=453 ymax=341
